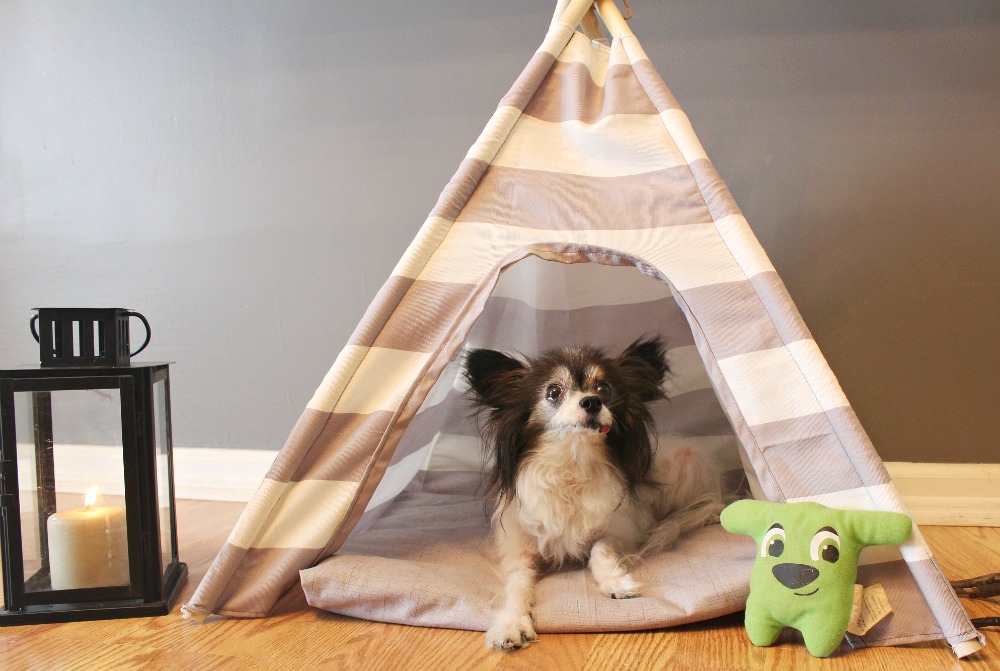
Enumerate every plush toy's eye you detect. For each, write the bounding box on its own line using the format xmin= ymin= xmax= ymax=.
xmin=596 ymin=382 xmax=612 ymax=401
xmin=545 ymin=384 xmax=563 ymax=402
xmin=761 ymin=524 xmax=785 ymax=558
xmin=810 ymin=527 xmax=841 ymax=563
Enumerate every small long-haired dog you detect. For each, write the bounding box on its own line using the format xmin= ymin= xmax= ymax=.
xmin=464 ymin=336 xmax=723 ymax=650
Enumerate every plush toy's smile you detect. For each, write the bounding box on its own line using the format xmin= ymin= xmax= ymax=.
xmin=795 ymin=588 xmax=819 ymax=597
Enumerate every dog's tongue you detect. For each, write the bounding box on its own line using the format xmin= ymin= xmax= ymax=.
xmin=600 ymin=424 xmax=611 ymax=435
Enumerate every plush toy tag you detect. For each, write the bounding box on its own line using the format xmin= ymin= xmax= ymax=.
xmin=847 ymin=583 xmax=893 ymax=636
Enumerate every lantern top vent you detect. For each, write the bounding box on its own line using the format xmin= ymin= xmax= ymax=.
xmin=29 ymin=308 xmax=151 ymax=368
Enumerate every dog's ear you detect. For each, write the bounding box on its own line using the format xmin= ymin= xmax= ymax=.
xmin=463 ymin=349 xmax=527 ymax=409
xmin=616 ymin=337 xmax=668 ymax=401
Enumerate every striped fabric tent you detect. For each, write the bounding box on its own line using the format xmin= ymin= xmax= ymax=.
xmin=185 ymin=0 xmax=982 ymax=656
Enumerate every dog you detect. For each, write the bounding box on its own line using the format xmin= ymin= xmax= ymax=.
xmin=464 ymin=336 xmax=723 ymax=650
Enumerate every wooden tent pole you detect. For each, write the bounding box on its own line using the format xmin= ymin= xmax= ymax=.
xmin=580 ymin=6 xmax=605 ymax=41
xmin=595 ymin=0 xmax=633 ymax=39
xmin=553 ymin=0 xmax=598 ymax=30
xmin=553 ymin=0 xmax=631 ymax=40
xmin=551 ymin=0 xmax=572 ymax=25
xmin=552 ymin=0 xmax=632 ymax=38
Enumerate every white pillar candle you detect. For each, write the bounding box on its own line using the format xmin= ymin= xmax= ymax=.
xmin=47 ymin=486 xmax=129 ymax=591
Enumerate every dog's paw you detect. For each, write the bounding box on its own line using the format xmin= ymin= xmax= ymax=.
xmin=485 ymin=613 xmax=537 ymax=651
xmin=601 ymin=573 xmax=642 ymax=600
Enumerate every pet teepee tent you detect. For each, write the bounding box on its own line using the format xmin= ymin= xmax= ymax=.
xmin=185 ymin=0 xmax=982 ymax=656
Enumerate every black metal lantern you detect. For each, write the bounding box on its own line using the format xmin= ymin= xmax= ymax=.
xmin=0 ymin=309 xmax=186 ymax=624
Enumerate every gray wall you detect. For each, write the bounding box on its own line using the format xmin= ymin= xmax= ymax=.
xmin=2 ymin=1 xmax=998 ymax=463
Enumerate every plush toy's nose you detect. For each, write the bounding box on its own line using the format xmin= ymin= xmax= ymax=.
xmin=772 ymin=563 xmax=819 ymax=590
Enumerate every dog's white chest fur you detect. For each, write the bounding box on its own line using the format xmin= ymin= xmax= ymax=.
xmin=507 ymin=430 xmax=627 ymax=563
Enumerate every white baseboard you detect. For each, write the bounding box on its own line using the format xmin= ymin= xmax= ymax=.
xmin=15 ymin=444 xmax=276 ymax=505
xmin=172 ymin=447 xmax=276 ymax=502
xmin=17 ymin=446 xmax=1000 ymax=527
xmin=170 ymin=454 xmax=999 ymax=528
xmin=884 ymin=461 xmax=1000 ymax=527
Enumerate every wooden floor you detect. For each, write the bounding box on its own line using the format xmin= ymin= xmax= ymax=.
xmin=0 ymin=499 xmax=997 ymax=671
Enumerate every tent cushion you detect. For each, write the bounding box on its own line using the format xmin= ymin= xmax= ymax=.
xmin=300 ymin=491 xmax=755 ymax=632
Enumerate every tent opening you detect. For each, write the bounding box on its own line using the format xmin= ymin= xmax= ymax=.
xmin=297 ymin=255 xmax=758 ymax=633
xmin=356 ymin=255 xmax=748 ymax=535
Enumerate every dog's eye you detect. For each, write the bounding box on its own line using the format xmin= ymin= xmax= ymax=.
xmin=596 ymin=382 xmax=612 ymax=401
xmin=545 ymin=384 xmax=563 ymax=402
xmin=761 ymin=524 xmax=785 ymax=558
xmin=810 ymin=528 xmax=840 ymax=564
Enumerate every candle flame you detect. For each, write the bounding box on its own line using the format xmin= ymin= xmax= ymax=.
xmin=84 ymin=485 xmax=100 ymax=511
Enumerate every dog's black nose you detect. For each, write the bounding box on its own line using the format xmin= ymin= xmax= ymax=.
xmin=772 ymin=563 xmax=819 ymax=590
xmin=580 ymin=396 xmax=603 ymax=414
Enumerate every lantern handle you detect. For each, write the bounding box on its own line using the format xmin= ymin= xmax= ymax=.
xmin=128 ymin=311 xmax=152 ymax=357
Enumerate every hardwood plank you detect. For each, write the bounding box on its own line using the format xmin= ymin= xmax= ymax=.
xmin=488 ymin=629 xmax=595 ymax=671
xmin=0 ymin=500 xmax=997 ymax=671
xmin=0 ymin=635 xmax=263 ymax=671
xmin=320 ymin=622 xmax=499 ymax=671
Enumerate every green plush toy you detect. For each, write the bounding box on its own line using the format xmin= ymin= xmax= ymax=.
xmin=720 ymin=500 xmax=912 ymax=658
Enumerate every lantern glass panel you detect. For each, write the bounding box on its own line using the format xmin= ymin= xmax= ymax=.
xmin=13 ymin=388 xmax=131 ymax=594
xmin=153 ymin=377 xmax=176 ymax=575
xmin=11 ymin=392 xmax=42 ymax=589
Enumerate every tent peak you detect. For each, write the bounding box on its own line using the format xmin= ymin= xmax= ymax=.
xmin=552 ymin=0 xmax=633 ymax=40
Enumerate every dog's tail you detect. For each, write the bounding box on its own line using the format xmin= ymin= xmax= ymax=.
xmin=638 ymin=493 xmax=725 ymax=557
xmin=638 ymin=445 xmax=726 ymax=557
